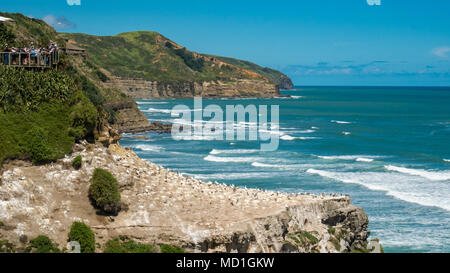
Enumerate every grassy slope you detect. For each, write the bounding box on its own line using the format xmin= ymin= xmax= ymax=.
xmin=60 ymin=31 xmax=288 ymax=84
xmin=206 ymin=55 xmax=292 ymax=88
xmin=0 ymin=12 xmax=118 ymax=165
xmin=0 ymin=12 xmax=65 ymax=47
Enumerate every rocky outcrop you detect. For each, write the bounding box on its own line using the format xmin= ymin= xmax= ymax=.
xmin=0 ymin=143 xmax=370 ymax=253
xmin=277 ymin=74 xmax=294 ymax=90
xmin=105 ymin=77 xmax=280 ymax=99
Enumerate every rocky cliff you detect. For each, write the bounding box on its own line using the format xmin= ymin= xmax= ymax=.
xmin=60 ymin=31 xmax=292 ymax=98
xmin=105 ymin=77 xmax=280 ymax=99
xmin=0 ymin=142 xmax=371 ymax=253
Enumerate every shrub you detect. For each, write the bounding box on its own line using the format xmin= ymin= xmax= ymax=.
xmin=104 ymin=237 xmax=155 ymax=253
xmin=89 ymin=168 xmax=121 ymax=215
xmin=95 ymin=69 xmax=109 ymax=82
xmin=29 ymin=236 xmax=60 ymax=253
xmin=68 ymin=222 xmax=95 ymax=253
xmin=24 ymin=126 xmax=54 ymax=164
xmin=72 ymin=155 xmax=82 ymax=170
xmin=160 ymin=244 xmax=184 ymax=253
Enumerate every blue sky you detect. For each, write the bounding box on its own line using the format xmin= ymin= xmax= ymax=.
xmin=1 ymin=0 xmax=449 ymax=86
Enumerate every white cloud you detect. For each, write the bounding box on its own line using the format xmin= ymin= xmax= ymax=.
xmin=67 ymin=0 xmax=81 ymax=6
xmin=432 ymin=46 xmax=450 ymax=58
xmin=43 ymin=15 xmax=76 ymax=30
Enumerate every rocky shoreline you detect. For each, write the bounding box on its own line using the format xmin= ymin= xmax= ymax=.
xmin=0 ymin=141 xmax=372 ymax=253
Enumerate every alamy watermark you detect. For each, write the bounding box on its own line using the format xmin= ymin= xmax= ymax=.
xmin=170 ymin=97 xmax=280 ymax=151
xmin=367 ymin=0 xmax=381 ymax=6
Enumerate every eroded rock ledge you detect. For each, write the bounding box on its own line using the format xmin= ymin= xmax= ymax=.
xmin=0 ymin=143 xmax=369 ymax=253
xmin=105 ymin=77 xmax=280 ymax=99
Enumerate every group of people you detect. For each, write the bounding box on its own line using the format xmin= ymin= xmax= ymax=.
xmin=2 ymin=42 xmax=59 ymax=66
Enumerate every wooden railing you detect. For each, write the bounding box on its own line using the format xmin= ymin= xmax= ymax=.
xmin=0 ymin=50 xmax=59 ymax=68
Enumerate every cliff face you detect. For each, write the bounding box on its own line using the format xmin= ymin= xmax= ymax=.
xmin=60 ymin=31 xmax=292 ymax=98
xmin=278 ymin=74 xmax=294 ymax=90
xmin=106 ymin=77 xmax=280 ymax=99
xmin=0 ymin=143 xmax=370 ymax=253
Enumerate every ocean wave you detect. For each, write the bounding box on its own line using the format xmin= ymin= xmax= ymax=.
xmin=385 ymin=165 xmax=450 ymax=181
xmin=306 ymin=169 xmax=450 ymax=211
xmin=251 ymin=162 xmax=285 ymax=168
xmin=142 ymin=108 xmax=202 ymax=114
xmin=331 ymin=120 xmax=352 ymax=124
xmin=191 ymin=172 xmax=276 ymax=181
xmin=136 ymin=101 xmax=169 ymax=105
xmin=356 ymin=158 xmax=374 ymax=162
xmin=280 ymin=135 xmax=320 ymax=141
xmin=210 ymin=149 xmax=259 ymax=155
xmin=444 ymin=159 xmax=450 ymax=162
xmin=343 ymin=132 xmax=351 ymax=135
xmin=287 ymin=129 xmax=316 ymax=134
xmin=134 ymin=144 xmax=164 ymax=152
xmin=317 ymin=155 xmax=380 ymax=161
xmin=203 ymin=155 xmax=261 ymax=163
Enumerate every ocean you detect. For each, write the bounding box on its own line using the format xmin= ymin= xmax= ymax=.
xmin=119 ymin=86 xmax=450 ymax=253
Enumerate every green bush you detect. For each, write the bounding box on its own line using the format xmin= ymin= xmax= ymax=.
xmin=95 ymin=69 xmax=109 ymax=82
xmin=72 ymin=155 xmax=82 ymax=170
xmin=89 ymin=168 xmax=121 ymax=215
xmin=0 ymin=66 xmax=99 ymax=166
xmin=68 ymin=222 xmax=95 ymax=253
xmin=104 ymin=237 xmax=155 ymax=253
xmin=29 ymin=236 xmax=60 ymax=253
xmin=24 ymin=126 xmax=54 ymax=164
xmin=160 ymin=244 xmax=184 ymax=253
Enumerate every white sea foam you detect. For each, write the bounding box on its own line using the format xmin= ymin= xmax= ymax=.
xmin=251 ymin=162 xmax=286 ymax=168
xmin=280 ymin=135 xmax=296 ymax=141
xmin=385 ymin=165 xmax=450 ymax=181
xmin=307 ymin=169 xmax=450 ymax=211
xmin=136 ymin=101 xmax=169 ymax=105
xmin=203 ymin=155 xmax=261 ymax=163
xmin=142 ymin=108 xmax=202 ymax=114
xmin=444 ymin=159 xmax=450 ymax=162
xmin=343 ymin=132 xmax=352 ymax=135
xmin=191 ymin=172 xmax=276 ymax=180
xmin=280 ymin=135 xmax=320 ymax=141
xmin=142 ymin=108 xmax=172 ymax=114
xmin=317 ymin=155 xmax=380 ymax=161
xmin=134 ymin=144 xmax=163 ymax=152
xmin=331 ymin=120 xmax=352 ymax=124
xmin=356 ymin=158 xmax=374 ymax=162
xmin=210 ymin=149 xmax=259 ymax=155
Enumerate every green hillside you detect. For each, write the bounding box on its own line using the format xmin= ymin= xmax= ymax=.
xmin=0 ymin=12 xmax=65 ymax=47
xmin=60 ymin=31 xmax=291 ymax=86
xmin=0 ymin=12 xmax=133 ymax=165
xmin=205 ymin=55 xmax=293 ymax=89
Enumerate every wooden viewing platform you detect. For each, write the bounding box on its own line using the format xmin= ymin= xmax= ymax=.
xmin=0 ymin=50 xmax=59 ymax=69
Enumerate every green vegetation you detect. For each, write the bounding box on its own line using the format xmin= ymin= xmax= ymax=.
xmin=205 ymin=54 xmax=293 ymax=88
xmin=104 ymin=236 xmax=156 ymax=253
xmin=0 ymin=12 xmax=65 ymax=48
xmin=0 ymin=239 xmax=16 ymax=253
xmin=60 ymin=31 xmax=270 ymax=84
xmin=72 ymin=155 xmax=82 ymax=170
xmin=68 ymin=222 xmax=95 ymax=253
xmin=88 ymin=168 xmax=122 ymax=215
xmin=0 ymin=22 xmax=15 ymax=46
xmin=285 ymin=231 xmax=320 ymax=249
xmin=0 ymin=66 xmax=98 ymax=165
xmin=160 ymin=244 xmax=184 ymax=253
xmin=29 ymin=235 xmax=60 ymax=253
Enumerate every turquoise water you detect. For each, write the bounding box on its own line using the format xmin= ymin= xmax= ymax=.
xmin=119 ymin=87 xmax=450 ymax=253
